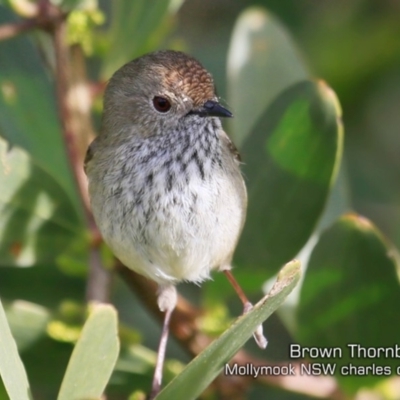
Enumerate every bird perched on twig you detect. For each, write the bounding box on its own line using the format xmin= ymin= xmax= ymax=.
xmin=85 ymin=50 xmax=266 ymax=399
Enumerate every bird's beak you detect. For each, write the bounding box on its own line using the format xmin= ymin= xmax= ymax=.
xmin=189 ymin=100 xmax=233 ymax=118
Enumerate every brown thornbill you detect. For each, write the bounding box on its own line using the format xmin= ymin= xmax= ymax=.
xmin=85 ymin=50 xmax=267 ymax=398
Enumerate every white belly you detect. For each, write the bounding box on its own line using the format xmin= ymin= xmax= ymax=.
xmin=88 ymin=121 xmax=246 ymax=286
xmin=94 ymin=170 xmax=243 ymax=285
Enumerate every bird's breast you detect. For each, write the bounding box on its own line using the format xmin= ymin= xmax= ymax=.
xmin=89 ymin=123 xmax=245 ymax=284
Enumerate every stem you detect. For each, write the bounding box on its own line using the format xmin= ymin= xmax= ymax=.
xmin=51 ymin=3 xmax=110 ymax=303
xmin=0 ymin=19 xmax=38 ymax=41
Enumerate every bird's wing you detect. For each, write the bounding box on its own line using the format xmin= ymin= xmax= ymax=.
xmin=219 ymin=130 xmax=241 ymax=163
xmin=84 ymin=138 xmax=97 ymax=174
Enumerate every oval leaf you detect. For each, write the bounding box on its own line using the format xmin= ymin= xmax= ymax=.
xmin=235 ymin=80 xmax=343 ymax=277
xmin=57 ymin=304 xmax=120 ymax=400
xmin=5 ymin=300 xmax=49 ymax=353
xmin=227 ymin=7 xmax=309 ymax=146
xmin=298 ymin=214 xmax=400 ymax=392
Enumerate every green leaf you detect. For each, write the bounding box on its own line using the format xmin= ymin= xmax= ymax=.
xmin=314 ymin=161 xmax=352 ymax=232
xmin=101 ymin=0 xmax=179 ymax=78
xmin=5 ymin=300 xmax=49 ymax=352
xmin=58 ymin=0 xmax=97 ymax=11
xmin=0 ymin=296 xmax=33 ymax=400
xmin=0 ymin=9 xmax=81 ymax=215
xmin=227 ymin=7 xmax=309 ymax=146
xmin=0 ymin=138 xmax=83 ymax=266
xmin=156 ymin=260 xmax=301 ymax=400
xmin=235 ymin=80 xmax=343 ymax=277
xmin=57 ymin=304 xmax=120 ymax=400
xmin=298 ymin=214 xmax=400 ymax=392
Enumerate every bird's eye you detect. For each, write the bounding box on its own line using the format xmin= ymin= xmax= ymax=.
xmin=153 ymin=96 xmax=171 ymax=113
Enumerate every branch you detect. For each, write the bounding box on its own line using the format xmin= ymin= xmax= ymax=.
xmin=116 ymin=263 xmax=346 ymax=399
xmin=0 ymin=19 xmax=39 ymax=41
xmin=49 ymin=1 xmax=110 ymax=303
xmin=0 ymin=0 xmax=65 ymax=42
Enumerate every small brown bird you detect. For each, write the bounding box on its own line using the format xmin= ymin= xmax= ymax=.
xmin=85 ymin=50 xmax=266 ymax=398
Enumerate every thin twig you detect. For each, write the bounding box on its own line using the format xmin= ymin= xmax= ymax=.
xmin=0 ymin=19 xmax=39 ymax=41
xmin=0 ymin=0 xmax=64 ymax=42
xmin=50 ymin=2 xmax=110 ymax=303
xmin=53 ymin=16 xmax=86 ymax=214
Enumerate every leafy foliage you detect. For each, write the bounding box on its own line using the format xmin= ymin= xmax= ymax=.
xmin=0 ymin=1 xmax=399 ymax=399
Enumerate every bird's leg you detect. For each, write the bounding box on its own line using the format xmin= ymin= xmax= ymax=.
xmin=223 ymin=269 xmax=268 ymax=349
xmin=149 ymin=308 xmax=173 ymax=398
xmin=149 ymin=284 xmax=177 ymax=400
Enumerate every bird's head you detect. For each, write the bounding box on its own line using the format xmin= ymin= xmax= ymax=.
xmin=102 ymin=50 xmax=232 ymax=137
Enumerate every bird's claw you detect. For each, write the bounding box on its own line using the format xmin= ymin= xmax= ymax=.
xmin=243 ymin=302 xmax=268 ymax=349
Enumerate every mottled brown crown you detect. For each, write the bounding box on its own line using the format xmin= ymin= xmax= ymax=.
xmin=138 ymin=50 xmax=216 ymax=107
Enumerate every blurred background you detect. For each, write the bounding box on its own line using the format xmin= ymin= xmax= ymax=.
xmin=177 ymin=0 xmax=400 ymax=243
xmin=0 ymin=0 xmax=399 ymax=399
